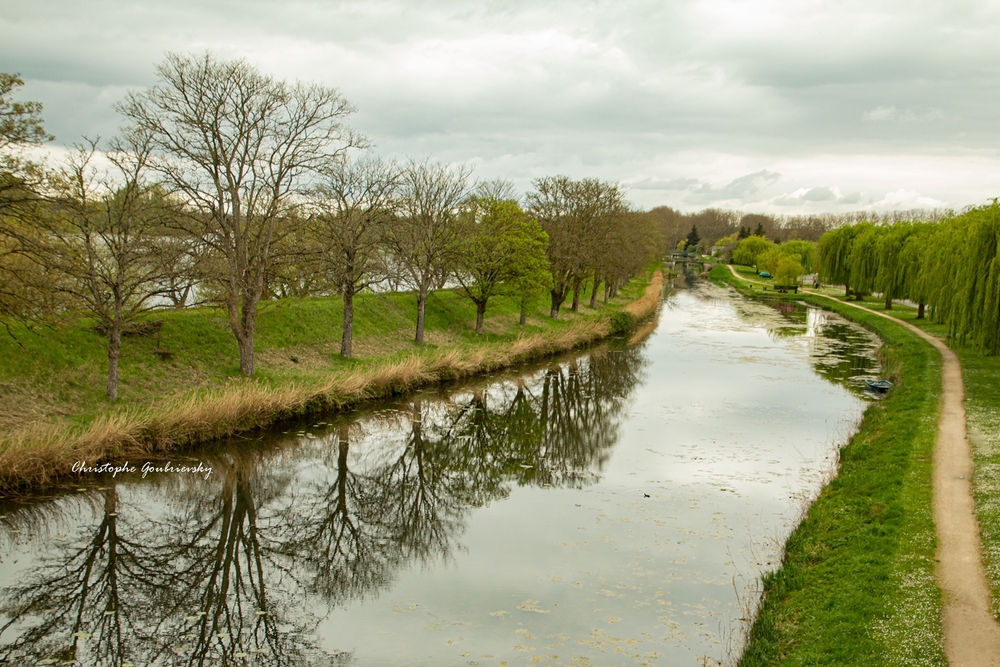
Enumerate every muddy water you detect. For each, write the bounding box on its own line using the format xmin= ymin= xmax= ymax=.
xmin=0 ymin=284 xmax=881 ymax=667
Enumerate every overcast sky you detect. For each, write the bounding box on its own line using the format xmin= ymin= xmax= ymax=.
xmin=3 ymin=0 xmax=998 ymax=213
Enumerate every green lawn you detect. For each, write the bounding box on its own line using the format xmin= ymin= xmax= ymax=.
xmin=818 ymin=292 xmax=1000 ymax=622
xmin=0 ymin=276 xmax=650 ymax=434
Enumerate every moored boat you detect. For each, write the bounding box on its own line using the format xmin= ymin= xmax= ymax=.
xmin=866 ymin=379 xmax=893 ymax=393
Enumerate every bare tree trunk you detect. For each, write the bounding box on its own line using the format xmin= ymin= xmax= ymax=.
xmin=415 ymin=286 xmax=428 ymax=344
xmin=917 ymin=303 xmax=925 ymax=319
xmin=845 ymin=283 xmax=850 ymax=298
xmin=589 ymin=275 xmax=601 ymax=308
xmin=475 ymin=301 xmax=486 ymax=334
xmin=519 ymin=302 xmax=527 ymax=325
xmin=550 ymin=287 xmax=564 ymax=318
xmin=884 ymin=295 xmax=892 ymax=310
xmin=571 ymin=278 xmax=582 ymax=312
xmin=106 ymin=315 xmax=122 ymax=402
xmin=237 ymin=328 xmax=255 ymax=376
xmin=229 ymin=284 xmax=259 ymax=376
xmin=341 ymin=288 xmax=354 ymax=358
xmin=604 ymin=283 xmax=610 ymax=304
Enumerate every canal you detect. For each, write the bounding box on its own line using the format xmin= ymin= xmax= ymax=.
xmin=0 ymin=283 xmax=881 ymax=666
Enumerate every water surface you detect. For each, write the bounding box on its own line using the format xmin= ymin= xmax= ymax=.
xmin=0 ymin=284 xmax=881 ymax=666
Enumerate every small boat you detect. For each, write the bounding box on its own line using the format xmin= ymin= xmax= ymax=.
xmin=866 ymin=379 xmax=893 ymax=393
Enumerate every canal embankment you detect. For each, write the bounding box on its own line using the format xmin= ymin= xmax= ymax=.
xmin=713 ymin=264 xmax=948 ymax=666
xmin=784 ymin=277 xmax=1000 ymax=665
xmin=0 ymin=270 xmax=663 ymax=494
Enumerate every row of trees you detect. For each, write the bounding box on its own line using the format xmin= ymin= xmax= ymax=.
xmin=817 ymin=201 xmax=1000 ymax=354
xmin=0 ymin=54 xmax=664 ymax=401
xmin=649 ymin=206 xmax=950 ymax=255
xmin=725 ymin=235 xmax=816 ymax=285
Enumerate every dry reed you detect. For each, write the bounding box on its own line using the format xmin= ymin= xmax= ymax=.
xmin=0 ymin=271 xmax=663 ymax=493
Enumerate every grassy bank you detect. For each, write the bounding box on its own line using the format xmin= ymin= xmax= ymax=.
xmin=797 ymin=286 xmax=1000 ymax=623
xmin=712 ymin=265 xmax=946 ymax=666
xmin=0 ymin=271 xmax=663 ymax=493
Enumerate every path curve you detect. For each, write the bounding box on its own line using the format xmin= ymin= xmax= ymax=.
xmin=726 ymin=264 xmax=1000 ymax=664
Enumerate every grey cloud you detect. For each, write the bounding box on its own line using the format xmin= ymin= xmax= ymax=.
xmin=802 ymin=187 xmax=837 ymax=202
xmin=710 ymin=170 xmax=782 ymax=199
xmin=634 ymin=170 xmax=783 ymax=206
xmin=2 ymin=0 xmax=998 ymax=213
xmin=839 ymin=192 xmax=863 ymax=204
xmin=629 ymin=177 xmax=700 ymax=191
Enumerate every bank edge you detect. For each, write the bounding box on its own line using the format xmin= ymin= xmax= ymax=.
xmin=711 ymin=264 xmax=947 ymax=666
xmin=0 ymin=271 xmax=664 ymax=495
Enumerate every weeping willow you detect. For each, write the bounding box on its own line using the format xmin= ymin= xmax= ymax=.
xmin=817 ymin=201 xmax=1000 ymax=354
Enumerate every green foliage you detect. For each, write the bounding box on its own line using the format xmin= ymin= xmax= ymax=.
xmin=731 ymin=235 xmax=776 ymax=267
xmin=777 ymin=239 xmax=816 ymax=273
xmin=817 ymin=202 xmax=1000 ymax=353
xmin=847 ymin=223 xmax=879 ymax=294
xmin=0 ymin=73 xmax=53 ymax=149
xmin=455 ymin=196 xmax=551 ymax=332
xmin=608 ymin=310 xmax=636 ymax=335
xmin=818 ymin=223 xmax=861 ymax=290
xmin=773 ymin=255 xmax=805 ymax=286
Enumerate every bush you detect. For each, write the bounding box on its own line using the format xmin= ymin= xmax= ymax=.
xmin=609 ymin=311 xmax=637 ymax=334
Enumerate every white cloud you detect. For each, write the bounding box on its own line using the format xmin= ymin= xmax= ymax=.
xmin=863 ymin=105 xmax=898 ymax=121
xmin=863 ymin=105 xmax=945 ymax=122
xmin=870 ymin=189 xmax=946 ymax=209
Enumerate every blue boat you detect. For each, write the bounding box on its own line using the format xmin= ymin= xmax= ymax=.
xmin=866 ymin=379 xmax=893 ymax=393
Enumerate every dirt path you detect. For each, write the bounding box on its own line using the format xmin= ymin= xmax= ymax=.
xmin=725 ymin=266 xmax=1000 ymax=663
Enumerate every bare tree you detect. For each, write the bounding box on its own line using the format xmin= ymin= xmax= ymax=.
xmin=308 ymin=156 xmax=401 ymax=358
xmin=40 ymin=136 xmax=174 ymax=401
xmin=386 ymin=160 xmax=471 ymax=344
xmin=526 ymin=176 xmax=628 ymax=317
xmin=117 ymin=52 xmax=365 ymax=376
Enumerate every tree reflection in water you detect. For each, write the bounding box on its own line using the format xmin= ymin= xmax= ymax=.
xmin=725 ymin=291 xmax=879 ymax=391
xmin=0 ymin=343 xmax=647 ymax=666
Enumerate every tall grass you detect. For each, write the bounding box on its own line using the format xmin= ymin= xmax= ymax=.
xmin=0 ymin=272 xmax=662 ymax=492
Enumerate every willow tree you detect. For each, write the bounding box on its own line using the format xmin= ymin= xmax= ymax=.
xmin=818 ymin=224 xmax=862 ymax=297
xmin=730 ymin=235 xmax=775 ymax=268
xmin=118 ymin=52 xmax=365 ymax=376
xmin=845 ymin=223 xmax=879 ymax=299
xmin=873 ymin=222 xmax=914 ymax=309
xmin=898 ymin=222 xmax=933 ymax=318
xmin=935 ymin=203 xmax=1000 ymax=353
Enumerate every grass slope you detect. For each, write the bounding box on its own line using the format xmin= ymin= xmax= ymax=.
xmin=801 ymin=286 xmax=1000 ymax=623
xmin=711 ymin=265 xmax=946 ymax=666
xmin=0 ymin=273 xmax=661 ymax=492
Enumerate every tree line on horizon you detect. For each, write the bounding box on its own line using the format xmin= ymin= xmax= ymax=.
xmin=650 ymin=205 xmax=953 ymax=257
xmin=816 ymin=202 xmax=1000 ymax=355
